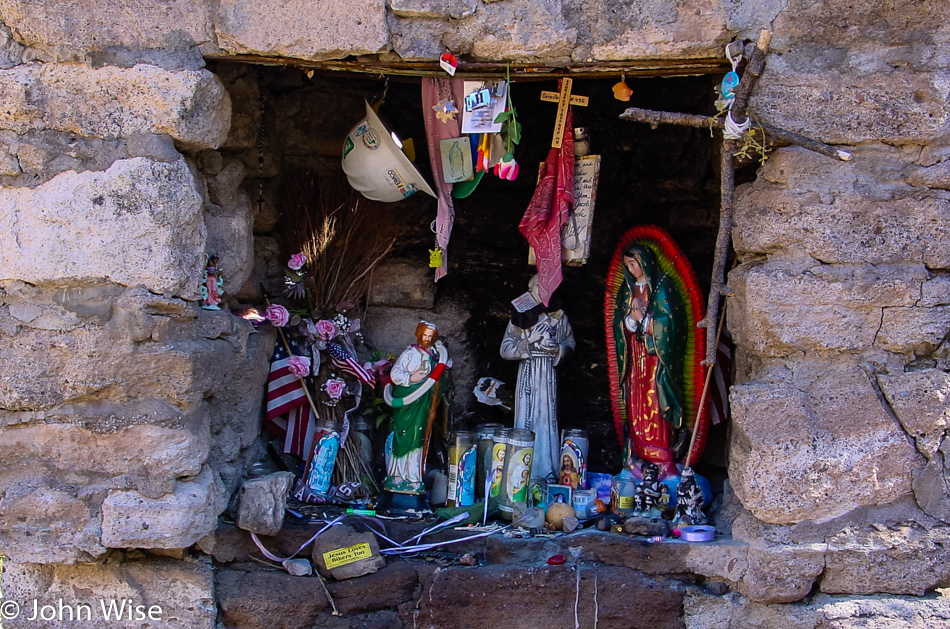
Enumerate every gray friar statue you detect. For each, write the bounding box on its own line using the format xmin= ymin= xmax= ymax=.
xmin=500 ymin=275 xmax=575 ymax=481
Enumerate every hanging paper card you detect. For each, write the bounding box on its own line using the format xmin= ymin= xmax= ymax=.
xmin=440 ymin=137 xmax=474 ymax=183
xmin=511 ymin=291 xmax=540 ymax=313
xmin=562 ymin=155 xmax=601 ymax=266
xmin=461 ymin=80 xmax=507 ymax=134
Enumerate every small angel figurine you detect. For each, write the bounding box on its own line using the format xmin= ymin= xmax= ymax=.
xmin=201 ymin=255 xmax=224 ymax=310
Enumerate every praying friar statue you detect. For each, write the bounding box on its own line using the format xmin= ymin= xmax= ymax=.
xmin=500 ymin=275 xmax=575 ymax=481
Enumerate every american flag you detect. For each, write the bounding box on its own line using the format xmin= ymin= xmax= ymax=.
xmin=266 ymin=340 xmax=309 ymax=420
xmin=326 ymin=342 xmax=375 ymax=387
xmin=264 ymin=340 xmax=317 ymax=460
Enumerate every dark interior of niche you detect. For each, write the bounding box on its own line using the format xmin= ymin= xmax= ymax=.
xmin=208 ymin=60 xmax=738 ymax=492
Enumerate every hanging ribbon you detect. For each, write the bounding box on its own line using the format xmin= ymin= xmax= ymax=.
xmin=422 ymin=77 xmax=465 ymax=282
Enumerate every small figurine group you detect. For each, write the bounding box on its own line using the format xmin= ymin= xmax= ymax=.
xmin=630 ymin=462 xmax=670 ymax=518
xmin=673 ymin=467 xmax=707 ymax=527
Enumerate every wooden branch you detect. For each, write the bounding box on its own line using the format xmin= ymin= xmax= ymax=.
xmin=618 ymin=107 xmax=715 ymax=129
xmin=699 ymin=30 xmax=770 ymax=365
xmin=730 ymin=30 xmax=771 ymax=123
xmin=759 ymin=123 xmax=853 ymax=161
xmin=684 ymin=302 xmax=728 ymax=469
xmin=700 ymin=140 xmax=737 ymax=364
xmin=619 ymin=107 xmax=852 ymax=162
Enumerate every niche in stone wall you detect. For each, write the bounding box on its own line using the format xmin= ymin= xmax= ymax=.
xmin=204 ymin=60 xmax=734 ymax=505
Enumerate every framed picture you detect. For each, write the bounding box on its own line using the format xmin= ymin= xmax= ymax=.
xmin=547 ymin=483 xmax=573 ymax=506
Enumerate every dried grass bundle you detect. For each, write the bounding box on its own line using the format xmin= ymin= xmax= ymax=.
xmin=280 ymin=168 xmax=400 ymax=317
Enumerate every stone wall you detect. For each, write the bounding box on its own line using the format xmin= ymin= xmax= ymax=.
xmin=0 ymin=0 xmax=948 ymax=627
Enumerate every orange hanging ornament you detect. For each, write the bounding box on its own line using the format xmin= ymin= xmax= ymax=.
xmin=612 ymin=78 xmax=633 ymax=102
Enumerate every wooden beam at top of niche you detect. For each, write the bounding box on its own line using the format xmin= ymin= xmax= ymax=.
xmin=204 ymin=54 xmax=729 ymax=79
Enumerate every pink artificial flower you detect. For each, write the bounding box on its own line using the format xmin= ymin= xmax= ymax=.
xmin=323 ymin=378 xmax=346 ymax=400
xmin=265 ymin=304 xmax=290 ymax=327
xmin=494 ymin=153 xmax=519 ymax=181
xmin=364 ymin=359 xmax=392 ymax=379
xmin=288 ymin=252 xmax=307 ymax=271
xmin=287 ymin=355 xmax=311 ymax=378
xmin=315 ymin=319 xmax=337 ymax=341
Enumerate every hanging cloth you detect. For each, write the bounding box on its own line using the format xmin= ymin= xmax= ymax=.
xmin=422 ymin=77 xmax=465 ymax=282
xmin=519 ymin=87 xmax=574 ymax=305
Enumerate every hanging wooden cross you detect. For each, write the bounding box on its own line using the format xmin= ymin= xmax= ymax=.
xmin=540 ymin=78 xmax=588 ymax=148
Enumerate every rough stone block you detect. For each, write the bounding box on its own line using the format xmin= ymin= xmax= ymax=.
xmin=0 ymin=63 xmax=230 ymax=149
xmin=729 ymin=364 xmax=919 ymax=525
xmin=391 ymin=1 xmax=577 ymax=61
xmin=0 ymin=0 xmax=214 ymax=63
xmin=811 ymin=592 xmax=950 ymax=628
xmin=0 ymin=157 xmax=206 ymax=300
xmin=580 ymin=0 xmax=728 ymax=61
xmin=215 ymin=0 xmax=388 ymax=61
xmin=684 ymin=589 xmax=950 ymax=628
xmin=729 ymin=260 xmax=925 ymax=356
xmin=205 ymin=195 xmax=254 ymax=300
xmin=0 ymin=421 xmax=209 ymax=490
xmin=390 ymin=0 xmax=477 ymax=19
xmin=100 ymin=466 xmax=225 ymax=550
xmin=126 ymin=132 xmax=181 ymax=162
xmin=738 ymin=544 xmax=826 ymax=603
xmin=367 ymin=261 xmax=436 ymax=309
xmin=0 ymin=326 xmax=207 ymax=412
xmin=411 ymin=564 xmax=684 ymax=629
xmin=5 ymin=131 xmax=129 ymax=187
xmin=216 ymin=567 xmax=329 ymax=629
xmin=768 ymin=0 xmax=950 ymax=74
xmin=1 ymin=557 xmax=216 ymax=629
xmin=683 ymin=589 xmax=817 ymax=629
xmin=0 ymin=486 xmax=106 ymax=564
xmin=325 ymin=561 xmax=419 ymax=615
xmin=822 ymin=525 xmax=950 ymax=596
xmin=734 ymin=147 xmax=950 ymax=268
xmin=235 ymin=471 xmax=294 ymax=536
xmin=877 ymin=305 xmax=950 ymax=355
xmin=750 ymin=69 xmax=950 ymax=144
xmin=312 ymin=524 xmax=385 ymax=581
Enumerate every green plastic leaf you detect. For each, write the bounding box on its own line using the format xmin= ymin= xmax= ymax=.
xmin=494 ymin=110 xmax=513 ymax=123
xmin=509 ymin=121 xmax=522 ymax=145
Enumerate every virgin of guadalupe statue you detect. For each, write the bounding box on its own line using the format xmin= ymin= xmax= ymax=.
xmin=500 ymin=275 xmax=575 ymax=480
xmin=604 ymin=226 xmax=710 ymax=479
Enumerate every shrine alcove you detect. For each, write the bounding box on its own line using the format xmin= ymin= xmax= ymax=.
xmin=205 ymin=60 xmax=732 ymax=497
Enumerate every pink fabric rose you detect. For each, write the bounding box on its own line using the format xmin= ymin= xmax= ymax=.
xmin=494 ymin=153 xmax=519 ymax=181
xmin=265 ymin=304 xmax=290 ymax=327
xmin=315 ymin=319 xmax=337 ymax=341
xmin=288 ymin=252 xmax=307 ymax=271
xmin=323 ymin=378 xmax=346 ymax=400
xmin=364 ymin=359 xmax=392 ymax=379
xmin=287 ymin=355 xmax=311 ymax=378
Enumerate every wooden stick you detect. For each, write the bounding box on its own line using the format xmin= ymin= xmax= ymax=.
xmin=759 ymin=123 xmax=853 ymax=161
xmin=698 ymin=30 xmax=771 ymax=364
xmin=420 ymin=378 xmax=442 ymax=470
xmin=700 ymin=140 xmax=737 ymax=365
xmin=730 ymin=30 xmax=771 ymax=121
xmin=618 ymin=107 xmax=852 ymax=162
xmin=683 ymin=302 xmax=728 ymax=469
xmin=263 ymin=294 xmax=322 ymax=422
